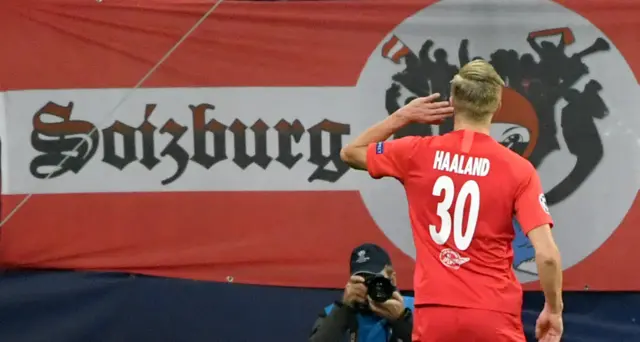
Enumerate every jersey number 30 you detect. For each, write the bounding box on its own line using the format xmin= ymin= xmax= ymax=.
xmin=429 ymin=175 xmax=480 ymax=251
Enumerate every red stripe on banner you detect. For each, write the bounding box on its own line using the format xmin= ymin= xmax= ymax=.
xmin=0 ymin=0 xmax=436 ymax=91
xmin=0 ymin=191 xmax=416 ymax=289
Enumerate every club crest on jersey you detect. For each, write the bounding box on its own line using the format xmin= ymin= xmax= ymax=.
xmin=376 ymin=141 xmax=384 ymax=154
xmin=439 ymin=248 xmax=470 ymax=270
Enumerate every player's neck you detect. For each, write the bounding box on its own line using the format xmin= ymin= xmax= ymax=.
xmin=453 ymin=117 xmax=491 ymax=136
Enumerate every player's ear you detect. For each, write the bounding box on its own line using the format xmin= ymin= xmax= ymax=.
xmin=449 ymin=95 xmax=456 ymax=117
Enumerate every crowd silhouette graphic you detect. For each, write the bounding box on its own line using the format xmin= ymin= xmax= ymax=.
xmin=384 ymin=29 xmax=611 ymax=270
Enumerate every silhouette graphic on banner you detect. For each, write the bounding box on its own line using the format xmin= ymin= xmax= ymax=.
xmin=382 ymin=27 xmax=611 ymax=271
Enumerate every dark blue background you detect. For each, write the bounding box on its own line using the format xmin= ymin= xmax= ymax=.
xmin=0 ymin=270 xmax=638 ymax=341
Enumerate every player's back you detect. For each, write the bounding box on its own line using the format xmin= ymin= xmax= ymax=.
xmin=404 ymin=129 xmax=532 ymax=315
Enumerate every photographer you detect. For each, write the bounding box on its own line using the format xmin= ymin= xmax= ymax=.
xmin=308 ymin=243 xmax=414 ymax=342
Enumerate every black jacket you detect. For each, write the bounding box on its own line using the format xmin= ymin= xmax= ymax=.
xmin=308 ymin=301 xmax=413 ymax=342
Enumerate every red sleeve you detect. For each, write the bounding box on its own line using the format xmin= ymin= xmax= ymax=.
xmin=366 ymin=136 xmax=420 ymax=181
xmin=514 ymin=168 xmax=554 ymax=235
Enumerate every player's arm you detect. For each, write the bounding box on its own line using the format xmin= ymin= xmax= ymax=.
xmin=528 ymin=224 xmax=562 ymax=313
xmin=514 ymin=168 xmax=563 ymax=313
xmin=340 ymin=114 xmax=410 ymax=171
xmin=340 ymin=93 xmax=453 ymax=171
xmin=342 ymin=133 xmax=420 ymax=181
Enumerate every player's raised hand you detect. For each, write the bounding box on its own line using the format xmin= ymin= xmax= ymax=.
xmin=535 ymin=304 xmax=563 ymax=342
xmin=393 ymin=93 xmax=454 ymax=125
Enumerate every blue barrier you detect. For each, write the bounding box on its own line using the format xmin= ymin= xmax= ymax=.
xmin=0 ymin=270 xmax=638 ymax=341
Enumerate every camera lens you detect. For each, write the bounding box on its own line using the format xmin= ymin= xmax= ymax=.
xmin=367 ymin=275 xmax=395 ymax=303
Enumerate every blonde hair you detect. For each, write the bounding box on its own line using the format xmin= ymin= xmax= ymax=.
xmin=450 ymin=60 xmax=505 ymax=122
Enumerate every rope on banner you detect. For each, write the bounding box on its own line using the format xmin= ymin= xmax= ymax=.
xmin=0 ymin=0 xmax=226 ymax=229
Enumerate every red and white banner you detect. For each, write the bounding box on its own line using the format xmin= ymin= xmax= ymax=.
xmin=0 ymin=0 xmax=639 ymax=291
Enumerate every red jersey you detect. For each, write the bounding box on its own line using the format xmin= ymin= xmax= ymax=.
xmin=366 ymin=129 xmax=553 ymax=315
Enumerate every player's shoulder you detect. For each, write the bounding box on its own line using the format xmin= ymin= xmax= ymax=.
xmin=489 ymin=141 xmax=536 ymax=177
xmin=403 ymin=135 xmax=436 ymax=150
xmin=392 ymin=136 xmax=434 ymax=161
xmin=420 ymin=133 xmax=449 ymax=149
